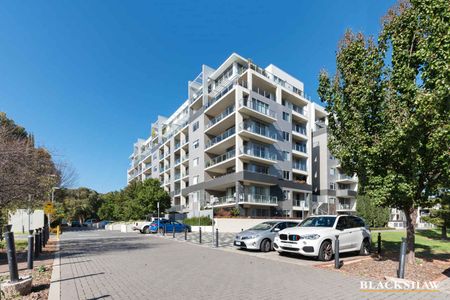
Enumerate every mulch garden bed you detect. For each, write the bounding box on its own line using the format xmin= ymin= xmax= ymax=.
xmin=317 ymin=253 xmax=450 ymax=282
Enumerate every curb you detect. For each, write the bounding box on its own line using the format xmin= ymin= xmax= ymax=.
xmin=48 ymin=239 xmax=61 ymax=300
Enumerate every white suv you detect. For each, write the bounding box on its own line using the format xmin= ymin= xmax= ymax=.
xmin=274 ymin=215 xmax=371 ymax=261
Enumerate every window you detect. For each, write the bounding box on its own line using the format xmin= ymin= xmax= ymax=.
xmin=283 ymin=190 xmax=289 ymax=200
xmin=282 ymin=131 xmax=290 ymax=141
xmin=328 ymin=197 xmax=336 ymax=204
xmin=283 ymin=171 xmax=290 ymax=180
xmin=282 ymin=112 xmax=290 ymax=122
xmin=283 ymin=151 xmax=290 ymax=161
xmin=275 ymin=222 xmax=287 ymax=231
xmin=193 ymin=139 xmax=199 ymax=149
xmin=193 ymin=176 xmax=199 ymax=185
xmin=193 ymin=121 xmax=199 ymax=132
xmin=193 ymin=158 xmax=199 ymax=167
xmin=330 ymin=168 xmax=335 ymax=175
xmin=329 ymin=182 xmax=336 ymax=190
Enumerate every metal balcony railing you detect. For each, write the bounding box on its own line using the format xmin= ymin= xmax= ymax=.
xmin=293 ymin=124 xmax=307 ymax=135
xmin=293 ymin=161 xmax=307 ymax=171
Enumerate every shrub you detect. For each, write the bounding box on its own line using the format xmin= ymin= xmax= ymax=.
xmin=183 ymin=216 xmax=212 ymax=226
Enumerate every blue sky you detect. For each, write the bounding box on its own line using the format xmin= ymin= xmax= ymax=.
xmin=0 ymin=0 xmax=395 ymax=193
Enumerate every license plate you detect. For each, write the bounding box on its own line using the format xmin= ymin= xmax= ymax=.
xmin=235 ymin=241 xmax=241 ymax=246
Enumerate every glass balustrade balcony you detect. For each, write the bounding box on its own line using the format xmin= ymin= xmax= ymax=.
xmin=205 ymin=127 xmax=235 ymax=149
xmin=293 ymin=144 xmax=307 ymax=153
xmin=240 ymin=194 xmax=278 ymax=205
xmin=292 ymin=125 xmax=307 ymax=135
xmin=205 ymin=149 xmax=236 ymax=168
xmin=239 ymin=99 xmax=277 ymax=119
xmin=240 ymin=146 xmax=277 ymax=161
xmin=206 ymin=105 xmax=235 ymax=129
xmin=293 ymin=161 xmax=307 ymax=171
xmin=238 ymin=122 xmax=277 ymax=140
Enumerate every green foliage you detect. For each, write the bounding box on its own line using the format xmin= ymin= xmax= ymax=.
xmin=52 ymin=187 xmax=101 ymax=224
xmin=356 ymin=195 xmax=390 ymax=228
xmin=318 ymin=0 xmax=450 ymax=258
xmin=421 ymin=190 xmax=450 ymax=239
xmin=37 ymin=265 xmax=46 ymax=273
xmin=182 ymin=216 xmax=212 ymax=226
xmin=230 ymin=207 xmax=240 ymax=217
xmin=98 ymin=179 xmax=171 ymax=221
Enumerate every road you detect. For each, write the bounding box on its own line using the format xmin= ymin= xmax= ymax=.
xmin=55 ymin=229 xmax=447 ymax=300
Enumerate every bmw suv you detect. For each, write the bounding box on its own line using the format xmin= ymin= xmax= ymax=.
xmin=273 ymin=215 xmax=371 ymax=261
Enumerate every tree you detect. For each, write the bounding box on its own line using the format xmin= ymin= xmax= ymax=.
xmin=318 ymin=0 xmax=449 ymax=263
xmin=356 ymin=195 xmax=390 ymax=228
xmin=422 ymin=190 xmax=450 ymax=240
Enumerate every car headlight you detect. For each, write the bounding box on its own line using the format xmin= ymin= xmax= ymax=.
xmin=245 ymin=234 xmax=260 ymax=239
xmin=300 ymin=234 xmax=320 ymax=240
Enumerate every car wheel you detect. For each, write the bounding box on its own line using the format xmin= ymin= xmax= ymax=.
xmin=260 ymin=239 xmax=271 ymax=252
xmin=318 ymin=240 xmax=333 ymax=261
xmin=360 ymin=238 xmax=371 ymax=256
xmin=143 ymin=226 xmax=150 ymax=234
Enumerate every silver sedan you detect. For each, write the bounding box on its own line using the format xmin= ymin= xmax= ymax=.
xmin=234 ymin=221 xmax=300 ymax=252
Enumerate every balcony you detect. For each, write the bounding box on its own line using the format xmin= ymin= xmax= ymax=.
xmin=238 ymin=121 xmax=277 ymax=144
xmin=293 ymin=161 xmax=307 ymax=174
xmin=292 ymin=124 xmax=307 ymax=139
xmin=239 ymin=146 xmax=277 ymax=164
xmin=292 ymin=143 xmax=307 ymax=158
xmin=336 ymin=189 xmax=357 ymax=198
xmin=207 ymin=196 xmax=236 ymax=208
xmin=239 ymin=194 xmax=278 ymax=206
xmin=205 ymin=105 xmax=235 ymax=135
xmin=292 ymin=200 xmax=309 ymax=211
xmin=174 ymin=173 xmax=181 ymax=181
xmin=205 ymin=79 xmax=247 ymax=111
xmin=205 ymin=149 xmax=236 ymax=170
xmin=205 ymin=127 xmax=236 ymax=154
xmin=238 ymin=98 xmax=277 ymax=123
xmin=174 ymin=158 xmax=181 ymax=166
xmin=336 ymin=201 xmax=356 ymax=211
xmin=252 ymin=86 xmax=275 ymax=101
xmin=336 ymin=174 xmax=357 ymax=183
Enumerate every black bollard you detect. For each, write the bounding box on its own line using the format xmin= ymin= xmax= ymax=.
xmin=163 ymin=224 xmax=166 ymax=236
xmin=199 ymin=227 xmax=202 ymax=244
xmin=27 ymin=229 xmax=34 ymax=270
xmin=377 ymin=232 xmax=382 ymax=254
xmin=215 ymin=228 xmax=219 ymax=248
xmin=42 ymin=227 xmax=46 ymax=247
xmin=35 ymin=229 xmax=40 ymax=258
xmin=172 ymin=225 xmax=175 ymax=238
xmin=334 ymin=235 xmax=342 ymax=269
xmin=397 ymin=238 xmax=407 ymax=278
xmin=4 ymin=225 xmax=19 ymax=282
xmin=184 ymin=227 xmax=187 ymax=240
xmin=40 ymin=228 xmax=44 ymax=252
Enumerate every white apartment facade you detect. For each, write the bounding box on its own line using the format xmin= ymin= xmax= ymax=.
xmin=127 ymin=53 xmax=354 ymax=218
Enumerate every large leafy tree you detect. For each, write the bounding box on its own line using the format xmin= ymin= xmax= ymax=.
xmin=422 ymin=189 xmax=450 ymax=240
xmin=318 ymin=0 xmax=449 ymax=263
xmin=356 ymin=195 xmax=390 ymax=228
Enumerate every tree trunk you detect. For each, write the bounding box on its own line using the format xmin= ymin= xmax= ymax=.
xmin=442 ymin=224 xmax=447 ymax=240
xmin=404 ymin=207 xmax=417 ymax=264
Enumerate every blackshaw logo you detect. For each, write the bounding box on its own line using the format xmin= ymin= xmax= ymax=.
xmin=360 ymin=280 xmax=440 ymax=293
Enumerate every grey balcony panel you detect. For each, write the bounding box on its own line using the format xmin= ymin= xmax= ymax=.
xmin=336 ymin=189 xmax=357 ymax=198
xmin=189 ymin=106 xmax=205 ymax=122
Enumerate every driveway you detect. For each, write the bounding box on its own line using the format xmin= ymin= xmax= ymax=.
xmin=53 ymin=229 xmax=447 ymax=300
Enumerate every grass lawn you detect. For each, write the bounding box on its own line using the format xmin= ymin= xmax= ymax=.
xmin=372 ymin=229 xmax=450 ymax=260
xmin=0 ymin=239 xmax=28 ymax=251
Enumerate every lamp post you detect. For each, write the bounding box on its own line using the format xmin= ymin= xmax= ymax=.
xmin=49 ymin=187 xmax=60 ymax=228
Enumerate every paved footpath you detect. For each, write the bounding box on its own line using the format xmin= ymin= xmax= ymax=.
xmin=54 ymin=229 xmax=448 ymax=300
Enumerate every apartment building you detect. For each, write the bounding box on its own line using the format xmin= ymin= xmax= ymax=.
xmin=311 ymin=121 xmax=358 ymax=215
xmin=128 ymin=53 xmax=334 ymax=218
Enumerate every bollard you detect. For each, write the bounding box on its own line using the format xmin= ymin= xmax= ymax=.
xmin=42 ymin=226 xmax=46 ymax=247
xmin=40 ymin=228 xmax=44 ymax=252
xmin=215 ymin=228 xmax=219 ymax=248
xmin=199 ymin=227 xmax=202 ymax=244
xmin=334 ymin=235 xmax=342 ymax=269
xmin=4 ymin=225 xmax=19 ymax=282
xmin=397 ymin=238 xmax=407 ymax=278
xmin=27 ymin=229 xmax=34 ymax=270
xmin=172 ymin=225 xmax=175 ymax=238
xmin=377 ymin=232 xmax=382 ymax=255
xmin=163 ymin=224 xmax=166 ymax=236
xmin=184 ymin=227 xmax=187 ymax=240
xmin=35 ymin=229 xmax=40 ymax=258
xmin=241 ymin=228 xmax=243 ymax=232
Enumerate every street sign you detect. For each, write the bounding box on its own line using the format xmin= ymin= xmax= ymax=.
xmin=44 ymin=202 xmax=54 ymax=214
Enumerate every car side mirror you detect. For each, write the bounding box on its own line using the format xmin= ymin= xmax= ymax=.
xmin=273 ymin=228 xmax=280 ymax=232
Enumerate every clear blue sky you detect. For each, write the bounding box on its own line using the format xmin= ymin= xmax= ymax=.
xmin=0 ymin=0 xmax=395 ymax=193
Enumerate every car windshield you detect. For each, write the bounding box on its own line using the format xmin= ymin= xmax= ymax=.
xmin=249 ymin=222 xmax=277 ymax=231
xmin=299 ymin=217 xmax=336 ymax=228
